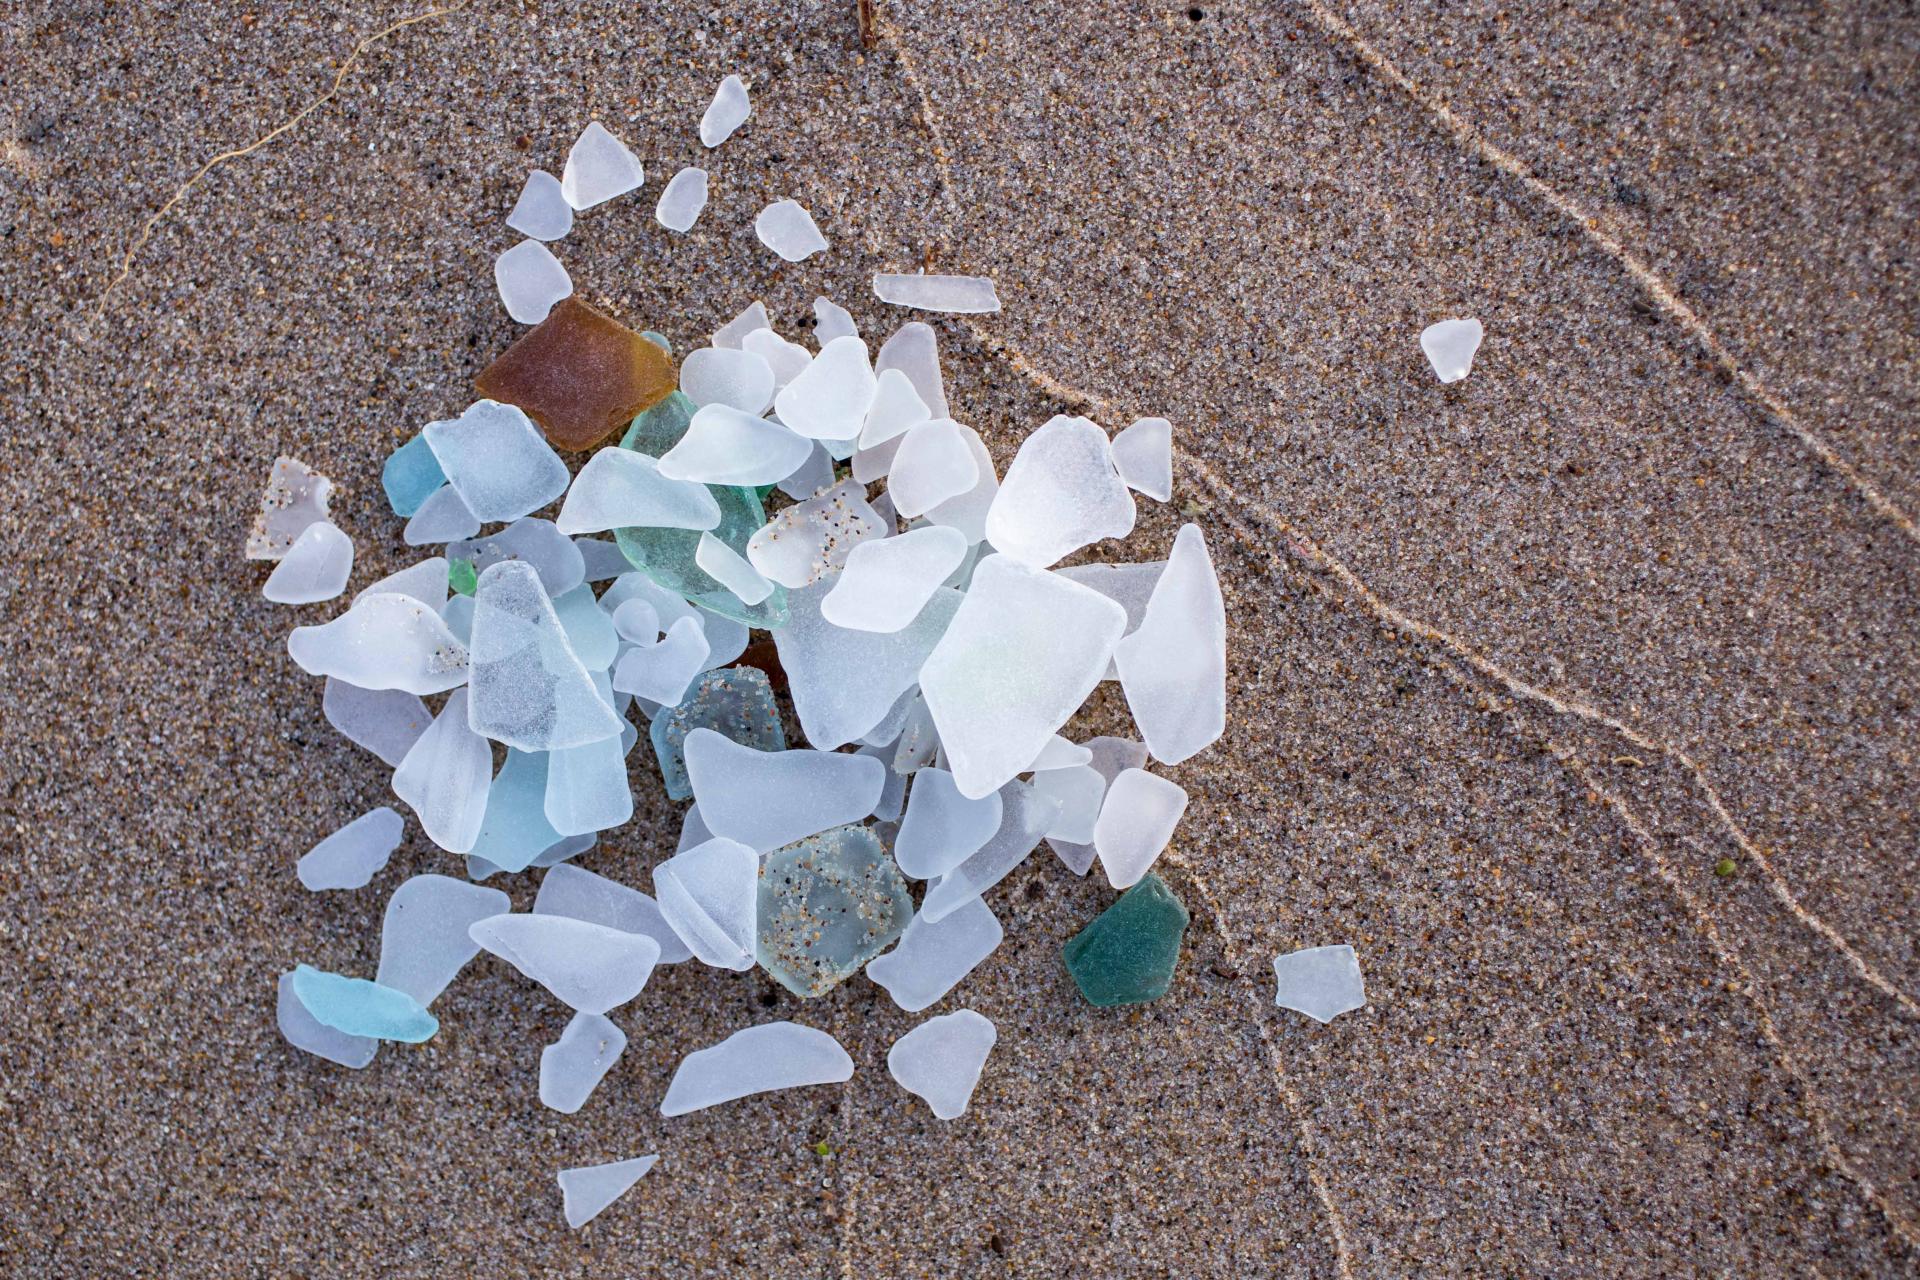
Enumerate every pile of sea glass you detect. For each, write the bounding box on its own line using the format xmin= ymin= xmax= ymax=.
xmin=251 ymin=85 xmax=1247 ymax=1229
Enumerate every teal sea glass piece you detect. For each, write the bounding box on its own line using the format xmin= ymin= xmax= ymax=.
xmin=649 ymin=667 xmax=785 ymax=801
xmin=1061 ymin=874 xmax=1188 ymax=1007
xmin=383 ymin=432 xmax=446 ymax=517
xmin=614 ymin=393 xmax=789 ymax=627
xmin=756 ymin=824 xmax=911 ymax=997
xmin=290 ymin=964 xmax=439 ymax=1042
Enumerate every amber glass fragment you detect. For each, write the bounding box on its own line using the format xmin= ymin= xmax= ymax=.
xmin=475 ymin=298 xmax=676 ymax=451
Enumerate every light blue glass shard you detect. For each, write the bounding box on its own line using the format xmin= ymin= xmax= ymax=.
xmin=469 ymin=749 xmax=564 ymax=874
xmin=546 ymin=731 xmax=633 ymax=836
xmin=289 ymin=964 xmax=438 ymax=1043
xmin=382 ymin=432 xmax=446 ymax=517
xmin=648 ymin=667 xmax=784 ymax=801
xmin=552 ymin=585 xmax=619 ymax=671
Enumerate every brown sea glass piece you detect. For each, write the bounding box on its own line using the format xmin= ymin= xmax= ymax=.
xmin=475 ymin=298 xmax=676 ymax=451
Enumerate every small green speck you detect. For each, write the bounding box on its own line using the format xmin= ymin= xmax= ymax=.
xmin=1714 ymin=858 xmax=1737 ymax=878
xmin=1180 ymin=499 xmax=1208 ymax=518
xmin=448 ymin=558 xmax=478 ymax=596
xmin=813 ymin=1140 xmax=834 ymax=1157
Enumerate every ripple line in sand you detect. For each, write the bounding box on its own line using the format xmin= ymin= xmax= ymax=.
xmin=1294 ymin=0 xmax=1920 ymax=550
xmin=95 ymin=0 xmax=476 ymax=316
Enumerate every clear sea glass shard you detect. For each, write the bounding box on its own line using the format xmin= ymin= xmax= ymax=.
xmin=819 ymin=524 xmax=967 ymax=633
xmin=652 ymin=836 xmax=760 ymax=970
xmin=297 ymin=806 xmax=404 ymax=891
xmin=774 ymin=577 xmax=962 ymax=750
xmin=742 ymin=328 xmax=812 ymax=388
xmin=1093 ymin=768 xmax=1187 ymax=888
xmin=575 ymin=537 xmax=631 ymax=581
xmin=1113 ymin=524 xmax=1226 ymax=765
xmin=324 ymin=678 xmax=431 ymax=766
xmin=375 ymin=873 xmax=511 ymax=1005
xmin=984 ymin=415 xmax=1136 ymax=567
xmin=813 ymin=296 xmax=857 ymax=344
xmin=745 ymin=476 xmax=885 ymax=589
xmin=277 ymin=970 xmax=378 ymax=1068
xmin=469 ymin=912 xmax=661 ymax=1013
xmin=507 ymin=169 xmax=573 ymax=240
xmin=754 ymin=199 xmax=827 ymax=262
xmin=867 ymin=898 xmax=1003 ymax=1012
xmin=858 ymin=367 xmax=931 ymax=450
xmin=873 ymin=322 xmax=948 ymax=418
xmin=355 ymin=556 xmax=448 ymax=610
xmin=496 ymin=239 xmax=572 ymax=324
xmin=468 ymin=561 xmax=622 ymax=751
xmin=1031 ymin=763 xmax=1106 ymax=843
xmin=659 ymin=1022 xmax=853 ymax=1116
xmin=924 ymin=423 xmax=998 ymax=544
xmin=887 ymin=1009 xmax=996 ymax=1118
xmin=557 ymin=447 xmax=722 ymax=535
xmin=699 ymin=74 xmax=750 ymax=147
xmin=657 ymin=404 xmax=813 ymax=486
xmin=558 ymin=1155 xmax=658 ymax=1229
xmin=695 ymin=532 xmax=774 ymax=606
xmin=611 ymin=615 xmax=709 ymax=704
xmin=1272 ymin=945 xmax=1367 ymax=1023
xmin=1045 ymin=736 xmax=1147 ymax=875
xmin=263 ymin=520 xmax=353 ymax=604
xmin=679 ymin=347 xmax=776 ymax=416
xmin=894 ymin=768 xmax=1002 ymax=879
xmin=290 ymin=592 xmax=469 ymax=694
xmin=919 ymin=778 xmax=1059 ymax=921
xmin=541 ymin=1011 xmax=627 ymax=1113
xmin=888 ymin=419 xmax=978 ymax=517
xmin=872 ymin=274 xmax=1001 ymax=313
xmin=404 ymin=483 xmax=480 ymax=545
xmin=1111 ymin=417 xmax=1173 ymax=501
xmin=774 ymin=334 xmax=874 ymax=441
xmin=450 ymin=517 xmax=587 ymax=598
xmin=247 ymin=456 xmax=332 ymax=560
xmin=1056 ymin=561 xmax=1165 ymax=679
xmin=535 ymin=863 xmax=692 ymax=964
xmin=713 ymin=300 xmax=770 ymax=349
xmin=552 ymin=585 xmax=619 ymax=670
xmin=560 ymin=121 xmax=643 ymax=210
xmin=655 ymin=166 xmax=708 ymax=232
xmin=684 ymin=728 xmax=884 ymax=852
xmin=1420 ymin=317 xmax=1482 ymax=383
xmin=392 ymin=688 xmax=493 ymax=853
xmin=919 ymin=556 xmax=1126 ymax=798
xmin=423 ymin=399 xmax=570 ymax=522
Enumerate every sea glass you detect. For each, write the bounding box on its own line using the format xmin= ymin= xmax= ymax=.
xmin=475 ymin=298 xmax=677 ymax=451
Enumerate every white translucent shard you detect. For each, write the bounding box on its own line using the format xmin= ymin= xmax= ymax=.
xmin=469 ymin=912 xmax=662 ymax=1013
xmin=872 ymin=273 xmax=1001 ymax=313
xmin=1420 ymin=317 xmax=1483 ymax=383
xmin=1111 ymin=416 xmax=1173 ymax=502
xmin=919 ymin=779 xmax=1060 ymax=921
xmin=985 ymin=415 xmax=1135 ymax=567
xmin=1027 ymin=734 xmax=1092 ymax=771
xmin=403 ymin=484 xmax=480 ymax=545
xmin=655 ymin=166 xmax=708 ymax=232
xmin=754 ymin=199 xmax=828 ymax=262
xmin=277 ymin=971 xmax=377 ymax=1069
xmin=247 ymin=456 xmax=333 ymax=560
xmin=423 ymin=399 xmax=570 ymax=523
xmin=679 ymin=347 xmax=776 ymax=416
xmin=1272 ymin=945 xmax=1367 ymax=1023
xmin=560 ymin=121 xmax=643 ymax=211
xmin=695 ymin=533 xmax=773 ymax=605
xmin=535 ymin=863 xmax=692 ymax=964
xmin=468 ymin=561 xmax=623 ymax=751
xmin=558 ymin=447 xmax=721 ymax=535
xmin=263 ymin=520 xmax=353 ymax=604
xmin=507 ymin=169 xmax=573 ymax=240
xmin=813 ymin=296 xmax=858 ymax=345
xmin=495 ymin=239 xmax=573 ymax=324
xmin=1113 ymin=524 xmax=1226 ymax=765
xmin=773 ymin=579 xmax=962 ymax=750
xmin=773 ymin=334 xmax=874 ymax=441
xmin=392 ymin=688 xmax=493 ymax=853
xmin=659 ymin=1022 xmax=853 ymax=1116
xmin=888 ymin=419 xmax=979 ymax=517
xmin=713 ymin=299 xmax=770 ymax=349
xmin=745 ymin=476 xmax=886 ymax=589
xmin=297 ymin=806 xmax=403 ymax=891
xmin=924 ymin=424 xmax=999 ymax=544
xmin=699 ymin=74 xmax=751 ymax=148
xmin=1031 ymin=763 xmax=1106 ymax=843
xmin=742 ymin=328 xmax=812 ymax=388
xmin=919 ymin=556 xmax=1127 ymax=799
xmin=558 ymin=1155 xmax=658 ymax=1229
xmin=858 ymin=367 xmax=931 ymax=450
xmin=611 ymin=615 xmax=709 ymax=704
xmin=867 ymin=897 xmax=1003 ymax=1012
xmin=541 ymin=1011 xmax=627 ymax=1114
xmin=1093 ymin=768 xmax=1187 ymax=888
xmin=874 ymin=321 xmax=948 ymax=418
xmin=683 ymin=728 xmax=883 ymax=852
xmin=652 ymin=836 xmax=759 ymax=970
xmin=1044 ymin=735 xmax=1146 ymax=875
xmin=1056 ymin=560 xmax=1165 ymax=679
xmin=324 ymin=678 xmax=431 ymax=766
xmin=449 ymin=517 xmax=587 ymax=598
xmin=355 ymin=556 xmax=447 ymax=610
xmin=887 ymin=1009 xmax=996 ymax=1118
xmin=375 ymin=873 xmax=510 ymax=1005
xmin=289 ymin=592 xmax=470 ymax=694
xmin=820 ymin=524 xmax=967 ymax=633
xmin=657 ymin=404 xmax=813 ymax=486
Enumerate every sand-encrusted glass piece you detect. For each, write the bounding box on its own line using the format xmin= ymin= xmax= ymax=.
xmin=757 ymin=824 xmax=912 ymax=997
xmin=745 ymin=476 xmax=886 ymax=589
xmin=247 ymin=456 xmax=333 ymax=560
xmin=648 ymin=666 xmax=784 ymax=801
xmin=1061 ymin=874 xmax=1188 ymax=1006
xmin=475 ymin=298 xmax=677 ymax=451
